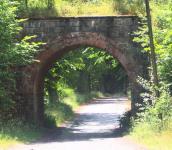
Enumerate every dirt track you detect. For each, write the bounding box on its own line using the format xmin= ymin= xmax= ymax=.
xmin=11 ymin=97 xmax=147 ymax=150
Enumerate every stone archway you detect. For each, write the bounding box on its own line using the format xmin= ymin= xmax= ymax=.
xmin=20 ymin=31 xmax=147 ymax=124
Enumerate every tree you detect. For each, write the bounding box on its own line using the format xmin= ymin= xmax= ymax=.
xmin=144 ymin=0 xmax=159 ymax=96
xmin=0 ymin=0 xmax=40 ymax=119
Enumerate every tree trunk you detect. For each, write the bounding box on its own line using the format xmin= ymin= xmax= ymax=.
xmin=77 ymin=70 xmax=90 ymax=94
xmin=144 ymin=0 xmax=159 ymax=96
xmin=47 ymin=87 xmax=59 ymax=103
xmin=25 ymin=0 xmax=28 ymax=8
xmin=47 ymin=0 xmax=53 ymax=9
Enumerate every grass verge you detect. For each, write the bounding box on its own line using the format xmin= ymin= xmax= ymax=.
xmin=0 ymin=120 xmax=43 ymax=150
xmin=130 ymin=122 xmax=172 ymax=150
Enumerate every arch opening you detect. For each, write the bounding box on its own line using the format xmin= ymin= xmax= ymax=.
xmin=43 ymin=46 xmax=129 ymax=126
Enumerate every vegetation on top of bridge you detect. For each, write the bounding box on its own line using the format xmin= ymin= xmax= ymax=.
xmin=17 ymin=0 xmax=145 ymax=17
xmin=0 ymin=0 xmax=172 ymax=149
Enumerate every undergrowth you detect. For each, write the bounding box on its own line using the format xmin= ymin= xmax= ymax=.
xmin=19 ymin=0 xmax=145 ymax=17
xmin=0 ymin=119 xmax=42 ymax=150
xmin=130 ymin=78 xmax=172 ymax=150
xmin=131 ymin=124 xmax=172 ymax=150
xmin=45 ymin=88 xmax=104 ymax=127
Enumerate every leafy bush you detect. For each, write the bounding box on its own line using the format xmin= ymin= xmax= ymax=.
xmin=45 ymin=102 xmax=74 ymax=127
xmin=0 ymin=119 xmax=42 ymax=149
xmin=119 ymin=110 xmax=132 ymax=130
xmin=0 ymin=0 xmax=41 ymax=119
xmin=134 ymin=78 xmax=172 ymax=132
xmin=45 ymin=87 xmax=104 ymax=127
xmin=18 ymin=0 xmax=145 ymax=17
xmin=130 ymin=78 xmax=172 ymax=149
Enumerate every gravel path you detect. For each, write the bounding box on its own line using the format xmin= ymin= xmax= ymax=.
xmin=12 ymin=96 xmax=147 ymax=150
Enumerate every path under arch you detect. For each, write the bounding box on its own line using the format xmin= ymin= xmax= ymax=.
xmin=11 ymin=96 xmax=147 ymax=150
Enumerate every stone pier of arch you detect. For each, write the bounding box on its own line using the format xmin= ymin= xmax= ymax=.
xmin=18 ymin=16 xmax=148 ymax=124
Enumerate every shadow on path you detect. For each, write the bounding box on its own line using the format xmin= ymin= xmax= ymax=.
xmin=35 ymin=125 xmax=126 ymax=144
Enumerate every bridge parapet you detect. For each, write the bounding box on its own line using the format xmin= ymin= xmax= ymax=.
xmin=22 ymin=16 xmax=138 ymax=42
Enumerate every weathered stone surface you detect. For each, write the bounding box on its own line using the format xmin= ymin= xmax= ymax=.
xmin=19 ymin=16 xmax=148 ymax=124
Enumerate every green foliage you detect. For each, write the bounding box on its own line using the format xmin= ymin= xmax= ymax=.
xmin=0 ymin=119 xmax=42 ymax=149
xmin=130 ymin=78 xmax=172 ymax=149
xmin=131 ymin=123 xmax=172 ymax=150
xmin=44 ymin=87 xmax=104 ymax=127
xmin=0 ymin=0 xmax=40 ymax=119
xmin=44 ymin=47 xmax=127 ymax=101
xmin=113 ymin=0 xmax=145 ymax=15
xmin=133 ymin=1 xmax=172 ymax=92
xmin=132 ymin=1 xmax=172 ymax=125
xmin=0 ymin=0 xmax=20 ymax=50
xmin=130 ymin=2 xmax=172 ymax=149
xmin=119 ymin=110 xmax=132 ymax=130
xmin=152 ymin=4 xmax=172 ymax=92
xmin=17 ymin=0 xmax=146 ymax=17
xmin=45 ymin=102 xmax=74 ymax=127
xmin=0 ymin=1 xmax=42 ymax=146
xmin=133 ymin=18 xmax=150 ymax=52
xmin=135 ymin=79 xmax=172 ymax=131
xmin=131 ymin=79 xmax=172 ymax=149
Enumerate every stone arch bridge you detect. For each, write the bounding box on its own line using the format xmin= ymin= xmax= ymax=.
xmin=19 ymin=16 xmax=148 ymax=124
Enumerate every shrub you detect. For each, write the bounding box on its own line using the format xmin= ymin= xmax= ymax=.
xmin=44 ymin=88 xmax=105 ymax=127
xmin=45 ymin=102 xmax=74 ymax=126
xmin=0 ymin=119 xmax=42 ymax=149
xmin=133 ymin=78 xmax=172 ymax=132
xmin=0 ymin=0 xmax=41 ymax=119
